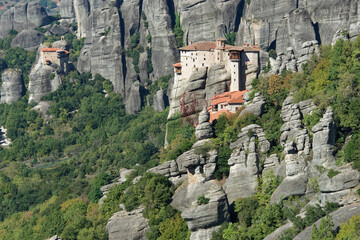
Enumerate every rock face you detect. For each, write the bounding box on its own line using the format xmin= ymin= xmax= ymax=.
xmin=125 ymin=81 xmax=142 ymax=114
xmin=153 ymin=89 xmax=166 ymax=112
xmin=10 ymin=30 xmax=43 ymax=51
xmin=64 ymin=0 xmax=178 ymax=111
xmin=0 ymin=2 xmax=49 ymax=38
xmin=225 ymin=124 xmax=270 ymax=205
xmin=174 ymin=0 xmax=240 ymax=43
xmin=106 ymin=207 xmax=150 ymax=240
xmin=311 ymin=107 xmax=336 ymax=167
xmin=182 ymin=185 xmax=230 ymax=240
xmin=270 ymin=41 xmax=320 ymax=74
xmin=270 ymin=97 xmax=314 ymax=203
xmin=238 ymin=0 xmax=359 ymax=57
xmin=0 ymin=69 xmax=25 ymax=103
xmin=239 ymin=91 xmax=266 ymax=117
xmin=195 ymin=108 xmax=214 ymax=141
xmin=28 ymin=45 xmax=62 ymax=103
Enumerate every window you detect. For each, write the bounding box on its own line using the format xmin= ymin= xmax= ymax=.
xmin=202 ymin=63 xmax=204 ymax=66
xmin=193 ymin=59 xmax=195 ymax=62
xmin=204 ymin=58 xmax=206 ymax=60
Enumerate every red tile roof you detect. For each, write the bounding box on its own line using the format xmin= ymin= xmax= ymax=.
xmin=179 ymin=41 xmax=260 ymax=52
xmin=40 ymin=48 xmax=69 ymax=54
xmin=210 ymin=90 xmax=248 ymax=105
xmin=179 ymin=41 xmax=217 ymax=51
xmin=209 ymin=109 xmax=233 ymax=123
xmin=173 ymin=62 xmax=181 ymax=68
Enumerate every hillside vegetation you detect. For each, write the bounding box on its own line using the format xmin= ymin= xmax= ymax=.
xmin=0 ymin=33 xmax=359 ymax=240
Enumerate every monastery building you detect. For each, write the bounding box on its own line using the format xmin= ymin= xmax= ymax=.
xmin=173 ymin=39 xmax=260 ymax=122
xmin=40 ymin=48 xmax=69 ymax=73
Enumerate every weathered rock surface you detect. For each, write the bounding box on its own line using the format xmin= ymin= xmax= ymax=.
xmin=0 ymin=2 xmax=49 ymax=38
xmin=239 ymin=91 xmax=266 ymax=117
xmin=182 ymin=185 xmax=230 ymax=240
xmin=10 ymin=30 xmax=43 ymax=51
xmin=153 ymin=89 xmax=166 ymax=112
xmin=50 ymin=24 xmax=70 ymax=36
xmin=0 ymin=69 xmax=25 ymax=104
xmin=311 ymin=107 xmax=336 ymax=167
xmin=106 ymin=207 xmax=149 ymax=240
xmin=125 ymin=81 xmax=142 ymax=114
xmin=238 ymin=0 xmax=359 ymax=58
xmin=46 ymin=235 xmax=62 ymax=240
xmin=174 ymin=0 xmax=240 ymax=43
xmin=28 ymin=49 xmax=61 ymax=103
xmin=142 ymin=0 xmax=179 ymax=80
xmin=271 ymin=174 xmax=308 ymax=203
xmin=225 ymin=124 xmax=270 ymax=205
xmin=195 ymin=108 xmax=214 ymax=140
xmin=319 ymin=169 xmax=359 ymax=193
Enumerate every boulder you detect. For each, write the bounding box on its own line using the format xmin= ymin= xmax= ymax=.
xmin=270 ymin=174 xmax=308 ymax=203
xmin=50 ymin=24 xmax=70 ymax=36
xmin=106 ymin=207 xmax=149 ymax=240
xmin=239 ymin=91 xmax=266 ymax=117
xmin=182 ymin=185 xmax=230 ymax=239
xmin=10 ymin=30 xmax=43 ymax=51
xmin=46 ymin=236 xmax=62 ymax=240
xmin=0 ymin=69 xmax=25 ymax=103
xmin=319 ymin=169 xmax=359 ymax=193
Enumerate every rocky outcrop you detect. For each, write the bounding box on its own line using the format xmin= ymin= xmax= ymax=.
xmin=10 ymin=30 xmax=43 ymax=51
xmin=270 ymin=97 xmax=314 ymax=203
xmin=0 ymin=2 xmax=49 ymax=38
xmin=142 ymin=0 xmax=179 ymax=80
xmin=174 ymin=0 xmax=240 ymax=43
xmin=270 ymin=41 xmax=320 ymax=74
xmin=195 ymin=108 xmax=214 ymax=140
xmin=0 ymin=69 xmax=25 ymax=103
xmin=239 ymin=91 xmax=266 ymax=117
xmin=125 ymin=81 xmax=142 ymax=114
xmin=182 ymin=185 xmax=230 ymax=240
xmin=153 ymin=89 xmax=166 ymax=112
xmin=76 ymin=0 xmax=124 ymax=94
xmin=238 ymin=0 xmax=359 ymax=58
xmin=225 ymin=124 xmax=270 ymax=204
xmin=46 ymin=235 xmax=62 ymax=240
xmin=106 ymin=207 xmax=150 ymax=240
xmin=349 ymin=22 xmax=360 ymax=40
xmin=28 ymin=49 xmax=61 ymax=102
xmin=311 ymin=107 xmax=336 ymax=167
xmin=50 ymin=24 xmax=70 ymax=36
xmin=168 ymin=63 xmax=232 ymax=119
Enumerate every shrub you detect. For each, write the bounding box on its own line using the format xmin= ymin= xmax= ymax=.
xmin=327 ymin=169 xmax=340 ymax=178
xmin=197 ymin=194 xmax=210 ymax=205
xmin=146 ymin=34 xmax=152 ymax=43
xmin=344 ymin=134 xmax=360 ymax=170
xmin=225 ymin=32 xmax=236 ymax=46
xmin=311 ymin=215 xmax=335 ymax=240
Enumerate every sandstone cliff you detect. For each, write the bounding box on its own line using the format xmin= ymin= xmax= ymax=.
xmin=0 ymin=2 xmax=50 ymax=38
xmin=0 ymin=68 xmax=25 ymax=104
